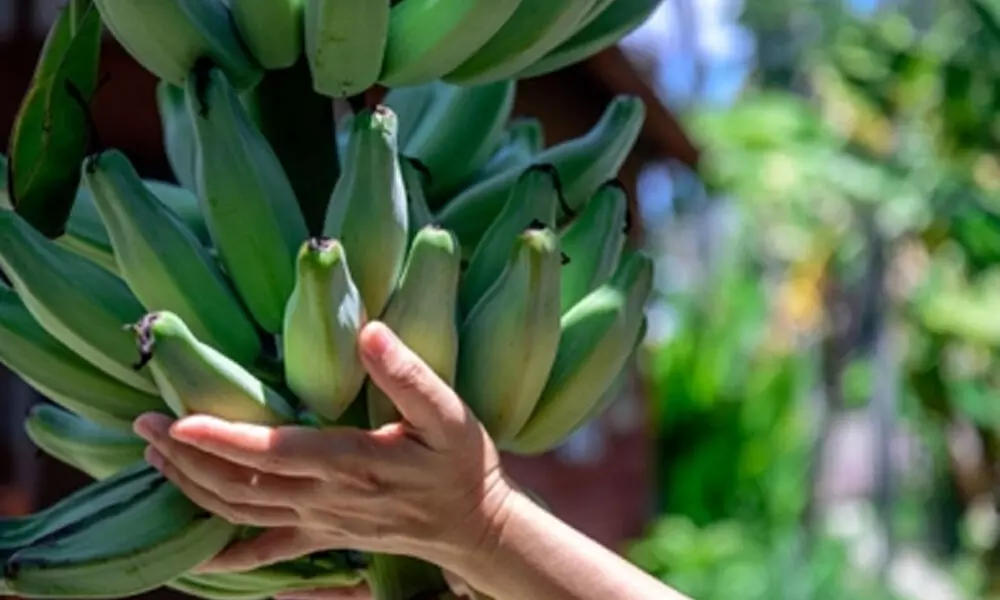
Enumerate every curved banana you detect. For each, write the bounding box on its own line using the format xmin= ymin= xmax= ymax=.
xmin=131 ymin=311 xmax=297 ymax=425
xmin=94 ymin=0 xmax=261 ymax=90
xmin=401 ymin=158 xmax=435 ymax=235
xmin=0 ymin=283 xmax=164 ymax=429
xmin=366 ymin=226 xmax=461 ymax=426
xmin=24 ymin=404 xmax=147 ymax=481
xmin=141 ymin=180 xmax=211 ymax=245
xmin=186 ymin=64 xmax=309 ymax=334
xmin=459 ymin=165 xmax=563 ymax=316
xmin=0 ymin=210 xmax=156 ymax=394
xmin=506 ymin=249 xmax=653 ymax=455
xmin=456 ymin=227 xmax=563 ymax=443
xmin=282 ymin=238 xmax=367 ymax=424
xmin=472 ymin=117 xmax=545 ymax=184
xmin=305 ymin=0 xmax=389 ymax=98
xmin=559 ymin=181 xmax=628 ymax=313
xmin=444 ymin=0 xmax=598 ymax=86
xmin=231 ymin=0 xmax=304 ymax=70
xmin=156 ymin=80 xmax=198 ymax=193
xmin=402 ymin=80 xmax=515 ymax=200
xmin=4 ymin=473 xmax=237 ymax=599
xmin=83 ymin=150 xmax=262 ymax=366
xmin=323 ymin=106 xmax=408 ymax=318
xmin=518 ymin=0 xmax=663 ymax=79
xmin=436 ymin=95 xmax=645 ymax=253
xmin=383 ymin=83 xmax=443 ymax=149
xmin=378 ymin=0 xmax=524 ymax=87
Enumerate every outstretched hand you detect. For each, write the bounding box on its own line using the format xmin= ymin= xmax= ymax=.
xmin=132 ymin=321 xmax=513 ymax=585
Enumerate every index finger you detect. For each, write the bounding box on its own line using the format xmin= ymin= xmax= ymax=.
xmin=166 ymin=414 xmax=372 ymax=478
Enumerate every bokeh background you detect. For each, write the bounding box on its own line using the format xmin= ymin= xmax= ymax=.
xmin=6 ymin=0 xmax=1000 ymax=598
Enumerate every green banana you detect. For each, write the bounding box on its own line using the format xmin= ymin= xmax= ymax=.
xmin=472 ymin=117 xmax=545 ymax=183
xmin=558 ymin=181 xmax=628 ymax=313
xmin=0 ymin=210 xmax=156 ymax=394
xmin=0 ymin=282 xmax=164 ymax=429
xmin=231 ymin=0 xmax=304 ymax=70
xmin=401 ymin=157 xmax=434 ymax=235
xmin=5 ymin=0 xmax=102 ymax=239
xmin=366 ymin=226 xmax=461 ymax=426
xmin=574 ymin=0 xmax=618 ymax=30
xmin=0 ymin=462 xmax=162 ymax=552
xmin=378 ymin=0 xmax=525 ymax=87
xmin=282 ymin=238 xmax=367 ymax=424
xmin=305 ymin=0 xmax=389 ymax=98
xmin=83 ymin=150 xmax=262 ymax=367
xmin=517 ymin=0 xmax=663 ymax=79
xmin=93 ymin=0 xmax=262 ymax=90
xmin=575 ymin=315 xmax=647 ymax=427
xmin=4 ymin=472 xmax=238 ymax=599
xmin=403 ymin=80 xmax=516 ymax=200
xmin=323 ymin=106 xmax=409 ymax=318
xmin=506 ymin=249 xmax=653 ymax=454
xmin=156 ymin=80 xmax=198 ymax=193
xmin=458 ymin=164 xmax=563 ymax=315
xmin=436 ymin=95 xmax=645 ymax=253
xmin=141 ymin=179 xmax=211 ymax=244
xmin=383 ymin=83 xmax=443 ymax=149
xmin=456 ymin=227 xmax=563 ymax=443
xmin=24 ymin=404 xmax=147 ymax=481
xmin=187 ymin=63 xmax=309 ymax=334
xmin=444 ymin=0 xmax=599 ymax=86
xmin=131 ymin=311 xmax=297 ymax=425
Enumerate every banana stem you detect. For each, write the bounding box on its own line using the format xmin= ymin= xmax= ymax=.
xmin=250 ymin=57 xmax=339 ymax=236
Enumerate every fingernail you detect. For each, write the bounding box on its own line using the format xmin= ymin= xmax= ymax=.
xmin=361 ymin=321 xmax=393 ymax=360
xmin=144 ymin=446 xmax=164 ymax=470
xmin=133 ymin=413 xmax=168 ymax=441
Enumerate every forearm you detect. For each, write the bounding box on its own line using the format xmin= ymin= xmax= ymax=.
xmin=442 ymin=490 xmax=691 ymax=600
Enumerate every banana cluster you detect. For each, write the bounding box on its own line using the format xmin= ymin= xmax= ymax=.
xmin=0 ymin=3 xmax=658 ymax=597
xmin=92 ymin=0 xmax=663 ymax=96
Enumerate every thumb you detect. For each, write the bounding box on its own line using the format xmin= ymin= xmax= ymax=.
xmin=194 ymin=528 xmax=329 ymax=574
xmin=358 ymin=321 xmax=467 ymax=445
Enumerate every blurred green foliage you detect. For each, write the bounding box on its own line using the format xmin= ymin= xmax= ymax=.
xmin=625 ymin=0 xmax=1000 ymax=597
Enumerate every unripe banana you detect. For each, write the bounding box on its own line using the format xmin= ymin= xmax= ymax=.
xmin=282 ymin=238 xmax=367 ymax=424
xmin=517 ymin=0 xmax=663 ymax=79
xmin=459 ymin=165 xmax=563 ymax=316
xmin=559 ymin=181 xmax=628 ymax=313
xmin=141 ymin=180 xmax=212 ymax=246
xmin=379 ymin=0 xmax=524 ymax=87
xmin=383 ymin=83 xmax=444 ymax=149
xmin=323 ymin=106 xmax=409 ymax=318
xmin=24 ymin=404 xmax=147 ymax=481
xmin=0 ymin=210 xmax=156 ymax=394
xmin=131 ymin=311 xmax=297 ymax=425
xmin=305 ymin=0 xmax=389 ymax=98
xmin=444 ymin=0 xmax=598 ymax=86
xmin=0 ymin=283 xmax=164 ymax=429
xmin=401 ymin=157 xmax=435 ymax=237
xmin=437 ymin=95 xmax=645 ymax=253
xmin=157 ymin=80 xmax=198 ymax=193
xmin=93 ymin=0 xmax=262 ymax=90
xmin=506 ymin=249 xmax=654 ymax=455
xmin=456 ymin=227 xmax=563 ymax=443
xmin=402 ymin=80 xmax=516 ymax=199
xmin=473 ymin=117 xmax=545 ymax=183
xmin=231 ymin=0 xmax=304 ymax=70
xmin=83 ymin=150 xmax=262 ymax=367
xmin=4 ymin=472 xmax=237 ymax=599
xmin=186 ymin=64 xmax=309 ymax=334
xmin=366 ymin=226 xmax=461 ymax=426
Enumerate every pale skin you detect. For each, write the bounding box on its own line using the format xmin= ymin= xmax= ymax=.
xmin=133 ymin=321 xmax=691 ymax=600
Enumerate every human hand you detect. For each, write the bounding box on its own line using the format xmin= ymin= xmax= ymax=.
xmin=132 ymin=320 xmax=514 ymax=576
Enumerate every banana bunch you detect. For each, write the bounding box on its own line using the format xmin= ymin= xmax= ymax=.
xmin=0 ymin=0 xmax=661 ymax=595
xmin=92 ymin=0 xmax=663 ymax=96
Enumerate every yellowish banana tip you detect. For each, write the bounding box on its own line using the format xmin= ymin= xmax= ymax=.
xmin=128 ymin=311 xmax=184 ymax=371
xmin=300 ymin=236 xmax=345 ymax=268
